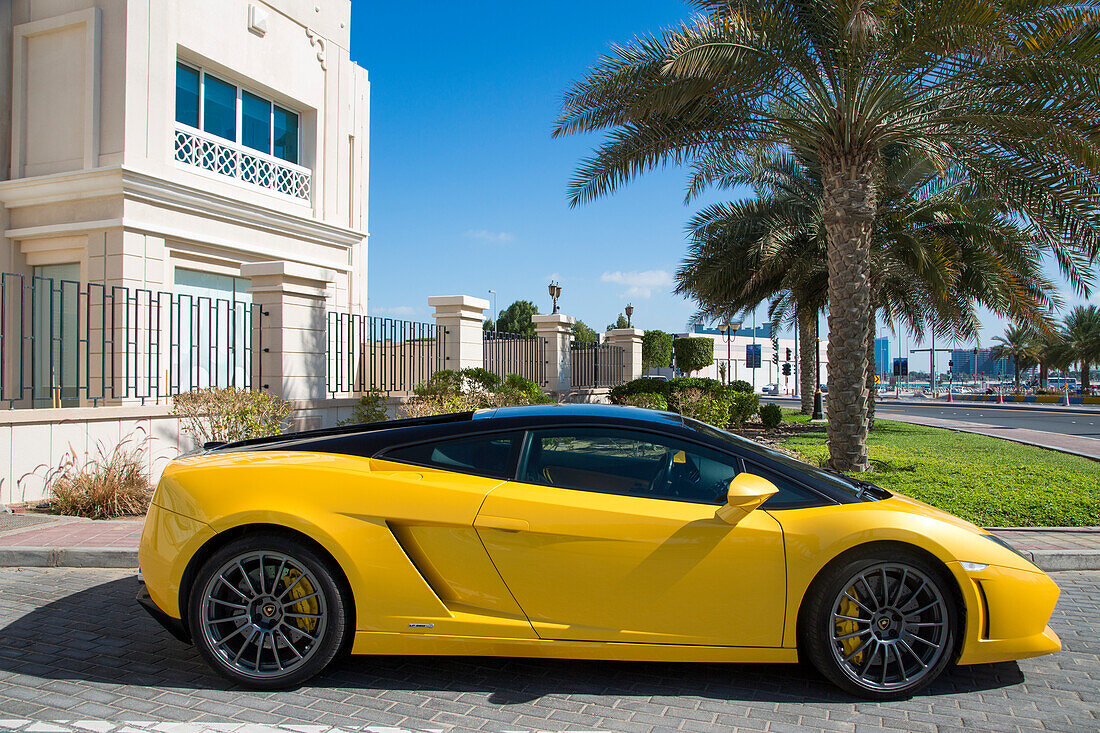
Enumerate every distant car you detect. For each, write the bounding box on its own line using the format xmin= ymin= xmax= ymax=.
xmin=139 ymin=405 xmax=1060 ymax=698
xmin=761 ymin=383 xmax=779 ymax=395
xmin=641 ymin=374 xmax=670 ymax=381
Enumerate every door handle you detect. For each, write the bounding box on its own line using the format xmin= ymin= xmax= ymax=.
xmin=476 ymin=515 xmax=529 ymax=532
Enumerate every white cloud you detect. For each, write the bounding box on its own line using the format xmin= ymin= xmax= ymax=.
xmin=464 ymin=229 xmax=515 ymax=244
xmin=374 ymin=305 xmax=417 ymax=317
xmin=600 ymin=269 xmax=673 ymax=299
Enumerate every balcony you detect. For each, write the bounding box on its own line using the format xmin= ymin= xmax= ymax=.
xmin=173 ymin=125 xmax=311 ymax=202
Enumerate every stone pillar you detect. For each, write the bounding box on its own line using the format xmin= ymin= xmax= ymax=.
xmin=242 ymin=261 xmax=334 ymax=402
xmin=428 ymin=295 xmax=489 ymax=372
xmin=533 ymin=313 xmax=575 ymax=396
xmin=605 ymin=328 xmax=644 ymax=383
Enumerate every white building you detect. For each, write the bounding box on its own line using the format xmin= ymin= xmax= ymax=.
xmin=0 ymin=0 xmax=369 ymax=402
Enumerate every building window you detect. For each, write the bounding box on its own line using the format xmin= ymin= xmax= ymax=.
xmin=173 ymin=268 xmax=253 ymax=390
xmin=174 ymin=62 xmax=301 ymax=165
xmin=174 ymin=62 xmax=309 ymax=200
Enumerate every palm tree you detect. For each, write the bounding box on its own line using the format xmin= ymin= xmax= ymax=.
xmin=555 ymin=1 xmax=1100 ymax=471
xmin=675 ymin=148 xmax=1059 ymax=420
xmin=1052 ymin=305 xmax=1100 ymax=393
xmin=989 ymin=325 xmax=1040 ymax=391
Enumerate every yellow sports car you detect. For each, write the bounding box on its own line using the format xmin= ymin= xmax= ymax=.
xmin=138 ymin=404 xmax=1061 ymax=698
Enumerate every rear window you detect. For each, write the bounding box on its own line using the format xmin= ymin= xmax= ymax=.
xmin=380 ymin=433 xmax=518 ymax=478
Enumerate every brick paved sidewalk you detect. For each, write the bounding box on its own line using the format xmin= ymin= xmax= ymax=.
xmin=1 ymin=514 xmax=1097 ymax=570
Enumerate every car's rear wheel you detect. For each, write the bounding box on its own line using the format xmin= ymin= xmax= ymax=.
xmin=802 ymin=549 xmax=958 ymax=699
xmin=188 ymin=533 xmax=348 ymax=689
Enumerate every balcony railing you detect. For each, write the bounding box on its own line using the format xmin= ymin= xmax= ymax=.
xmin=173 ymin=125 xmax=312 ymax=202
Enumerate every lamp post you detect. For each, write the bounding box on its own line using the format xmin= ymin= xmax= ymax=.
xmin=812 ymin=313 xmax=824 ymax=420
xmin=488 ymin=289 xmax=497 ymax=332
xmin=624 ymin=303 xmax=633 ymax=328
xmin=717 ymin=319 xmax=742 ymax=385
xmin=548 ymin=281 xmax=561 ymax=314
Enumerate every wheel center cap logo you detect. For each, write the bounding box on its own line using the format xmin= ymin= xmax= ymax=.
xmin=262 ymin=604 xmax=277 ymax=618
xmin=878 ymin=618 xmax=891 ymax=630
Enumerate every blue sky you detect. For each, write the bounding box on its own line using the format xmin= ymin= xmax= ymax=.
xmin=349 ymin=0 xmax=1095 ymax=371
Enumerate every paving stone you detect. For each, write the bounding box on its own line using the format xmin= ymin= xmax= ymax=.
xmin=0 ymin=568 xmax=1097 ymax=732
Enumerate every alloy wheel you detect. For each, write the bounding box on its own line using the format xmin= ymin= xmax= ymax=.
xmin=828 ymin=562 xmax=950 ymax=693
xmin=198 ymin=551 xmax=329 ymax=679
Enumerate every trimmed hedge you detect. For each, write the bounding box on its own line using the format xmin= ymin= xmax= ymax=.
xmin=673 ymin=337 xmax=714 ymax=375
xmin=621 ymin=393 xmax=669 ymax=411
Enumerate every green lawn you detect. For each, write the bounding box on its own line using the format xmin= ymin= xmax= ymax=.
xmin=777 ymin=409 xmax=1100 ymax=527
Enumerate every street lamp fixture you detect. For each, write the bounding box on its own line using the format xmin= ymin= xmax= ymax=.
xmin=488 ymin=289 xmax=497 ymax=332
xmin=716 ymin=319 xmax=741 ymax=385
xmin=548 ymin=281 xmax=562 ymax=314
xmin=624 ymin=303 xmax=634 ymax=327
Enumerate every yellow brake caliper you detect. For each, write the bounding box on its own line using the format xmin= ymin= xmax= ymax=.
xmin=282 ymin=569 xmax=319 ymax=633
xmin=836 ymin=588 xmax=864 ymax=664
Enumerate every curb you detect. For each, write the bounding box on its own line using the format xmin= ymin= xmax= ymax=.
xmin=0 ymin=547 xmax=138 ymax=569
xmin=0 ymin=546 xmax=1096 ymax=571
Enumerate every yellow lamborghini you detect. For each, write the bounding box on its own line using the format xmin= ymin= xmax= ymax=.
xmin=138 ymin=404 xmax=1061 ymax=698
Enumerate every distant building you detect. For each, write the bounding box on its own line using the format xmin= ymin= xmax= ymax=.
xmin=950 ymin=348 xmax=1014 ymax=377
xmin=874 ymin=337 xmax=889 ymax=376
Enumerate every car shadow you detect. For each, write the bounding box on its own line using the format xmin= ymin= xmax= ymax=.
xmin=0 ymin=575 xmax=1025 ymax=704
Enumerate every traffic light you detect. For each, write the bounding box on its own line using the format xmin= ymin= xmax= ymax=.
xmin=785 ymin=347 xmax=792 ymax=361
xmin=901 ymin=358 xmax=909 ymax=375
xmin=782 ymin=363 xmax=791 ymax=376
xmin=892 ymin=358 xmax=901 ymax=376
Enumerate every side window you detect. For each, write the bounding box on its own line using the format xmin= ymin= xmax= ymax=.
xmin=521 ymin=428 xmax=740 ymax=504
xmin=381 ymin=433 xmax=518 ymax=478
xmin=741 ymin=461 xmax=825 ymax=509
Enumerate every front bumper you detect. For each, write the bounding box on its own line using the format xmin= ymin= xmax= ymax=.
xmin=137 ymin=582 xmax=191 ymax=643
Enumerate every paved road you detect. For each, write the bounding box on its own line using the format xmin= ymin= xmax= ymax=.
xmin=0 ymin=567 xmax=1096 ymax=732
xmin=768 ymin=397 xmax=1100 ymax=439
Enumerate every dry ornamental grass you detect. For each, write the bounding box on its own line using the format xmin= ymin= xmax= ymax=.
xmin=45 ymin=431 xmax=153 ymax=519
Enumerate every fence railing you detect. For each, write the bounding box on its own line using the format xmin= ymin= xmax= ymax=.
xmin=483 ymin=331 xmax=547 ymax=385
xmin=0 ymin=273 xmax=264 ymax=409
xmin=174 ymin=125 xmax=312 ymax=201
xmin=327 ymin=313 xmax=444 ymax=396
xmin=571 ymin=341 xmax=625 ymax=388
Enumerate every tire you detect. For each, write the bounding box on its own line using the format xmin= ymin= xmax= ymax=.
xmin=801 ymin=547 xmax=958 ymax=700
xmin=187 ymin=532 xmax=349 ymax=689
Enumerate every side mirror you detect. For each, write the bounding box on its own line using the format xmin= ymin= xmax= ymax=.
xmin=715 ymin=472 xmax=778 ymax=526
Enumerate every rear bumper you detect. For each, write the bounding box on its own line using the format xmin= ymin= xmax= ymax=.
xmin=137 ymin=583 xmax=191 ymax=644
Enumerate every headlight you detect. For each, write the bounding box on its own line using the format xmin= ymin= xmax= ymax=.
xmin=983 ymin=533 xmax=1031 ymax=562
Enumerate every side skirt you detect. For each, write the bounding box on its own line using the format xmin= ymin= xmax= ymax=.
xmin=351 ymin=631 xmax=798 ymax=663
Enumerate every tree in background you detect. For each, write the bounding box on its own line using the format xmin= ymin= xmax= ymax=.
xmin=491 ymin=300 xmax=539 ymax=336
xmin=1051 ymin=305 xmax=1100 ymax=393
xmin=556 ymin=0 xmax=1100 ymax=472
xmin=607 ymin=313 xmax=629 ymax=331
xmin=990 ymin=326 xmax=1040 ymax=391
xmin=642 ymin=330 xmax=674 ymax=374
xmin=673 ymin=337 xmax=713 ymax=376
xmin=572 ymin=320 xmax=599 ymax=344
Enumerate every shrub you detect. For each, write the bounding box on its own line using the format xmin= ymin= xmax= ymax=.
xmin=339 ymin=389 xmax=388 ymax=425
xmin=729 ymin=390 xmax=761 ymax=428
xmin=46 ymin=431 xmax=152 ymax=518
xmin=673 ymin=337 xmax=714 ymax=375
xmin=729 ymin=379 xmax=754 ymax=394
xmin=173 ymin=387 xmax=293 ymax=445
xmin=403 ymin=369 xmax=551 ymax=416
xmin=620 ymin=392 xmax=669 ymax=411
xmin=759 ymin=402 xmax=783 ymax=429
xmin=672 ymin=388 xmax=732 ymax=429
xmin=667 ymin=376 xmax=725 ymax=396
xmin=642 ymin=330 xmax=674 ymax=373
xmin=502 ymin=373 xmax=554 ymax=404
xmin=609 ymin=377 xmax=674 ymax=403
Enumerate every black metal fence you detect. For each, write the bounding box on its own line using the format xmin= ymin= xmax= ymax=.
xmin=571 ymin=341 xmax=625 ymax=388
xmin=0 ymin=272 xmax=264 ymax=408
xmin=327 ymin=312 xmax=444 ymax=396
xmin=483 ymin=330 xmax=547 ymax=385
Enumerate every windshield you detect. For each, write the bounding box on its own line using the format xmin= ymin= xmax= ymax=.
xmin=682 ymin=417 xmax=864 ymax=499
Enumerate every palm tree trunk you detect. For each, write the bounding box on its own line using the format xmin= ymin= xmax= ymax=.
xmin=865 ymin=312 xmax=876 ymax=432
xmin=1040 ymin=362 xmax=1048 ymax=389
xmin=822 ymin=154 xmax=877 ymax=473
xmin=798 ymin=307 xmax=816 ymax=415
xmin=1083 ymin=361 xmax=1092 ymax=393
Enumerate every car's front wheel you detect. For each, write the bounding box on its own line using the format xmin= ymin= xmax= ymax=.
xmin=802 ymin=549 xmax=958 ymax=699
xmin=188 ymin=533 xmax=349 ymax=689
